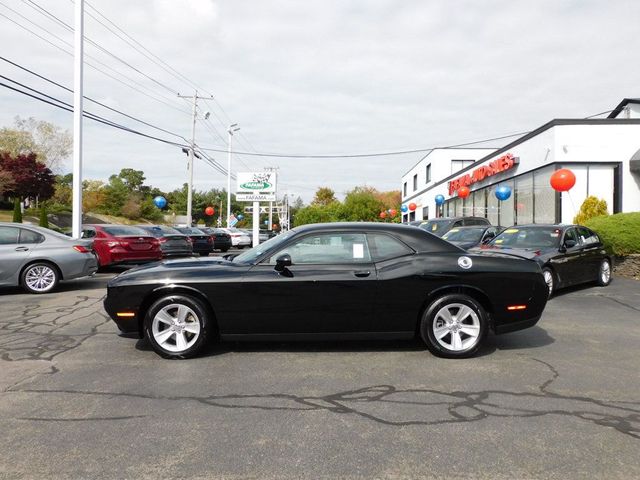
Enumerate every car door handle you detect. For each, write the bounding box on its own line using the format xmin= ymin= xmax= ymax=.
xmin=15 ymin=246 xmax=29 ymax=252
xmin=353 ymin=270 xmax=371 ymax=278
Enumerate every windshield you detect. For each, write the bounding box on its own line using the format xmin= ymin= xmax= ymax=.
xmin=233 ymin=230 xmax=296 ymax=264
xmin=442 ymin=227 xmax=484 ymax=243
xmin=176 ymin=227 xmax=205 ymax=235
xmin=140 ymin=225 xmax=181 ymax=237
xmin=102 ymin=226 xmax=150 ymax=236
xmin=490 ymin=227 xmax=562 ymax=249
xmin=420 ymin=220 xmax=453 ymax=236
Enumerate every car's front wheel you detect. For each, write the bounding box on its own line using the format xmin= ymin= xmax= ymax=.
xmin=21 ymin=262 xmax=59 ymax=294
xmin=597 ymin=258 xmax=612 ymax=286
xmin=144 ymin=295 xmax=211 ymax=359
xmin=420 ymin=294 xmax=487 ymax=358
xmin=542 ymin=267 xmax=555 ymax=297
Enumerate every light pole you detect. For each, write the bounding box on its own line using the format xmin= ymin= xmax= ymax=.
xmin=227 ymin=123 xmax=240 ymax=227
xmin=71 ymin=0 xmax=84 ymax=239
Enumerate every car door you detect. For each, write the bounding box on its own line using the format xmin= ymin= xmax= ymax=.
xmin=551 ymin=228 xmax=584 ymax=287
xmin=240 ymin=232 xmax=377 ymax=336
xmin=576 ymin=226 xmax=603 ymax=281
xmin=0 ymin=226 xmax=30 ymax=283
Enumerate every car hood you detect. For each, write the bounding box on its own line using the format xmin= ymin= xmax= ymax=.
xmin=107 ymin=256 xmax=242 ymax=287
xmin=469 ymin=245 xmax=553 ymax=262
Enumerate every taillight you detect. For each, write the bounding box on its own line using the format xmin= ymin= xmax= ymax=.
xmin=187 ymin=237 xmax=193 ymax=243
xmin=107 ymin=241 xmax=120 ymax=248
xmin=207 ymin=236 xmax=213 ymax=243
xmin=158 ymin=237 xmax=168 ymax=243
xmin=73 ymin=245 xmax=90 ymax=253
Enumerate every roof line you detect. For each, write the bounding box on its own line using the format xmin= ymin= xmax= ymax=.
xmin=607 ymin=98 xmax=640 ymax=118
xmin=400 ymin=147 xmax=497 ymax=177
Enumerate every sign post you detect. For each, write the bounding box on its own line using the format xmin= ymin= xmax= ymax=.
xmin=252 ymin=201 xmax=260 ymax=247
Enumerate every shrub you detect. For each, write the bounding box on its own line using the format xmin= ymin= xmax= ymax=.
xmin=584 ymin=212 xmax=640 ymax=256
xmin=39 ymin=207 xmax=49 ymax=228
xmin=574 ymin=196 xmax=608 ymax=224
xmin=12 ymin=198 xmax=22 ymax=223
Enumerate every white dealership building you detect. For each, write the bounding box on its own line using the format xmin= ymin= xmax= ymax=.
xmin=400 ymin=98 xmax=640 ymax=225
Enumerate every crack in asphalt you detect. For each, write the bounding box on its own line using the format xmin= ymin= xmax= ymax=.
xmin=7 ymin=358 xmax=640 ymax=438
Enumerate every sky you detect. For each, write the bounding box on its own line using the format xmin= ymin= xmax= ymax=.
xmin=1 ymin=0 xmax=639 ymax=202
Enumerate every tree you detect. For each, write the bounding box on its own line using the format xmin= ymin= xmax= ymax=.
xmin=338 ymin=186 xmax=385 ymax=222
xmin=0 ymin=117 xmax=72 ymax=171
xmin=12 ymin=198 xmax=22 ymax=223
xmin=39 ymin=207 xmax=49 ymax=228
xmin=0 ymin=152 xmax=55 ymax=200
xmin=294 ymin=203 xmax=340 ymax=226
xmin=312 ymin=187 xmax=337 ymax=206
xmin=0 ymin=166 xmax=15 ymax=195
xmin=574 ymin=196 xmax=608 ymax=224
xmin=117 ymin=168 xmax=146 ymax=192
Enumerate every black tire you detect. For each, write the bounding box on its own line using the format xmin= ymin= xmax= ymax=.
xmin=420 ymin=293 xmax=487 ymax=358
xmin=144 ymin=295 xmax=211 ymax=359
xmin=542 ymin=267 xmax=555 ymax=298
xmin=221 ymin=248 xmax=229 ymax=252
xmin=597 ymin=258 xmax=612 ymax=286
xmin=21 ymin=262 xmax=60 ymax=294
xmin=199 ymin=252 xmax=209 ymax=257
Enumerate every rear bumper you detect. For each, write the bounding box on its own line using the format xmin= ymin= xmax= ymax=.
xmin=63 ymin=255 xmax=99 ymax=280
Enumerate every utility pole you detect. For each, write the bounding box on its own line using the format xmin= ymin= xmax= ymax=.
xmin=178 ymin=91 xmax=212 ymax=226
xmin=227 ymin=123 xmax=240 ymax=227
xmin=264 ymin=166 xmax=279 ymax=231
xmin=71 ymin=0 xmax=84 ymax=239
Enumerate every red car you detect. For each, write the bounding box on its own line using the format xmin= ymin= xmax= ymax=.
xmin=82 ymin=225 xmax=162 ymax=267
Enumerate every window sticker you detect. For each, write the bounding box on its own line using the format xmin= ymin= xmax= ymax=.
xmin=505 ymin=229 xmax=519 ymax=234
xmin=449 ymin=228 xmax=459 ymax=233
xmin=431 ymin=224 xmax=437 ymax=231
xmin=353 ymin=243 xmax=364 ymax=259
xmin=495 ymin=239 xmax=504 ymax=244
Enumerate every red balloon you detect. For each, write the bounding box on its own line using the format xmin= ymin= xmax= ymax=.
xmin=458 ymin=186 xmax=470 ymax=198
xmin=205 ymin=206 xmax=215 ymax=216
xmin=550 ymin=169 xmax=576 ymax=192
xmin=389 ymin=209 xmax=397 ymax=217
xmin=408 ymin=203 xmax=417 ymax=211
xmin=379 ymin=211 xmax=387 ymax=219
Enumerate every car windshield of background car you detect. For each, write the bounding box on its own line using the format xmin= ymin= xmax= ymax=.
xmin=421 ymin=219 xmax=453 ymax=234
xmin=442 ymin=228 xmax=484 ymax=243
xmin=491 ymin=227 xmax=562 ymax=249
xmin=102 ymin=226 xmax=149 ymax=236
xmin=233 ymin=230 xmax=296 ymax=264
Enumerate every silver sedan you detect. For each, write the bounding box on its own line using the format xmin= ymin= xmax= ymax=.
xmin=0 ymin=222 xmax=98 ymax=294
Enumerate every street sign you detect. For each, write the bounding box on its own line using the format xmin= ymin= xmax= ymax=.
xmin=228 ymin=214 xmax=238 ymax=227
xmin=243 ymin=206 xmax=283 ymax=214
xmin=236 ymin=193 xmax=276 ymax=202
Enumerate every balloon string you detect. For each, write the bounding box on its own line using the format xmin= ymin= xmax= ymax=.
xmin=566 ymin=191 xmax=577 ymax=218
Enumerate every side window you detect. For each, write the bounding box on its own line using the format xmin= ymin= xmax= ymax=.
xmin=268 ymin=233 xmax=371 ymax=265
xmin=0 ymin=227 xmax=20 ymax=245
xmin=368 ymin=233 xmax=413 ymax=262
xmin=19 ymin=229 xmax=44 ymax=244
xmin=577 ymin=227 xmax=599 ymax=246
xmin=453 ymin=220 xmax=464 ymax=228
xmin=82 ymin=229 xmax=97 ymax=239
xmin=563 ymin=228 xmax=579 ymax=247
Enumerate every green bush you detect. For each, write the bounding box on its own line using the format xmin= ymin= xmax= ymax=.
xmin=584 ymin=212 xmax=640 ymax=256
xmin=39 ymin=207 xmax=49 ymax=228
xmin=12 ymin=198 xmax=22 ymax=223
xmin=574 ymin=196 xmax=608 ymax=224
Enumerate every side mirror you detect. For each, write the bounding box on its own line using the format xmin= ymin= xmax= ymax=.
xmin=564 ymin=239 xmax=577 ymax=249
xmin=274 ymin=253 xmax=292 ymax=272
xmin=482 ymin=233 xmax=495 ymax=244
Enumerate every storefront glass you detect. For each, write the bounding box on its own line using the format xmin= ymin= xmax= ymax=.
xmin=487 ymin=184 xmax=500 ymax=225
xmin=499 ymin=179 xmax=515 ymax=226
xmin=472 ymin=189 xmax=485 ymax=217
xmin=515 ymin=175 xmax=533 ymax=224
xmin=533 ymin=166 xmax=556 ymax=223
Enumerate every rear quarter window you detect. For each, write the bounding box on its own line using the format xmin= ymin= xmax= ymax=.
xmin=368 ymin=233 xmax=414 ymax=261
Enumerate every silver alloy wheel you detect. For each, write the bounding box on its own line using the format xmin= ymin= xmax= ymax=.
xmin=432 ymin=303 xmax=481 ymax=352
xmin=600 ymin=260 xmax=611 ymax=284
xmin=543 ymin=270 xmax=554 ymax=296
xmin=151 ymin=303 xmax=201 ymax=353
xmin=24 ymin=265 xmax=57 ymax=292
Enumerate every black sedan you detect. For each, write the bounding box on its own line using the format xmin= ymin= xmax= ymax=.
xmin=471 ymin=224 xmax=612 ymax=297
xmin=104 ymin=223 xmax=548 ymax=360
xmin=199 ymin=227 xmax=232 ymax=252
xmin=174 ymin=227 xmax=214 ymax=256
xmin=136 ymin=225 xmax=193 ymax=258
xmin=442 ymin=225 xmax=503 ymax=250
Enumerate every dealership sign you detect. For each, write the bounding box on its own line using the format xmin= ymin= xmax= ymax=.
xmin=448 ymin=153 xmax=518 ymax=196
xmin=236 ymin=172 xmax=277 ymax=202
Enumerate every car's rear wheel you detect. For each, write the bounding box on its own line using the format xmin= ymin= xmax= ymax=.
xmin=420 ymin=294 xmax=487 ymax=358
xmin=21 ymin=262 xmax=59 ymax=294
xmin=144 ymin=295 xmax=211 ymax=359
xmin=199 ymin=252 xmax=209 ymax=256
xmin=597 ymin=259 xmax=612 ymax=286
xmin=221 ymin=248 xmax=229 ymax=252
xmin=542 ymin=268 xmax=554 ymax=297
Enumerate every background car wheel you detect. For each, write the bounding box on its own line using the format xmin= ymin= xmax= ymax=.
xmin=542 ymin=268 xmax=555 ymax=297
xmin=21 ymin=262 xmax=59 ymax=294
xmin=420 ymin=294 xmax=487 ymax=358
xmin=144 ymin=295 xmax=211 ymax=359
xmin=221 ymin=248 xmax=229 ymax=252
xmin=199 ymin=252 xmax=209 ymax=256
xmin=597 ymin=259 xmax=612 ymax=286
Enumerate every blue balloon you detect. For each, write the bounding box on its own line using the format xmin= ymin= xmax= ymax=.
xmin=153 ymin=196 xmax=167 ymax=209
xmin=400 ymin=204 xmax=408 ymax=213
xmin=495 ymin=185 xmax=512 ymax=201
xmin=435 ymin=194 xmax=445 ymax=206
xmin=237 ymin=214 xmax=244 ymax=220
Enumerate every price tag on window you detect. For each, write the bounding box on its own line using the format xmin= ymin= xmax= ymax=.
xmin=353 ymin=244 xmax=364 ymax=259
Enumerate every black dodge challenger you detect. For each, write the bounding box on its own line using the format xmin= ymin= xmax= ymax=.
xmin=104 ymin=222 xmax=549 ymax=359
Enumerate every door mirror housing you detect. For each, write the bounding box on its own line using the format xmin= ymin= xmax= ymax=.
xmin=274 ymin=253 xmax=292 ymax=272
xmin=563 ymin=239 xmax=577 ymax=249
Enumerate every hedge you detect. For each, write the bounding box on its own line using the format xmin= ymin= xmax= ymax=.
xmin=584 ymin=212 xmax=640 ymax=256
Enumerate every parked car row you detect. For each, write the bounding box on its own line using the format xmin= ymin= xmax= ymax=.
xmin=413 ymin=216 xmax=611 ymax=297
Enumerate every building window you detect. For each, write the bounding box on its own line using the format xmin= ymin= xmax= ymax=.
xmin=515 ymin=174 xmax=533 ymax=224
xmin=533 ymin=166 xmax=555 ymax=223
xmin=422 ymin=206 xmax=429 ymax=220
xmin=451 ymin=159 xmax=474 ymax=175
xmin=413 ymin=174 xmax=418 ymax=191
xmin=409 ymin=211 xmax=416 ymax=221
xmin=403 ymin=182 xmax=407 ymax=197
xmin=426 ymin=164 xmax=431 ymax=183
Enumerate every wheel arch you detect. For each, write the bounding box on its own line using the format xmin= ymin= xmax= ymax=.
xmin=417 ymin=285 xmax=494 ymax=333
xmin=137 ymin=285 xmax=218 ymax=335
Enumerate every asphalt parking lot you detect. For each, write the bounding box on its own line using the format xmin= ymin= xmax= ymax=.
xmin=0 ymin=262 xmax=639 ymax=479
